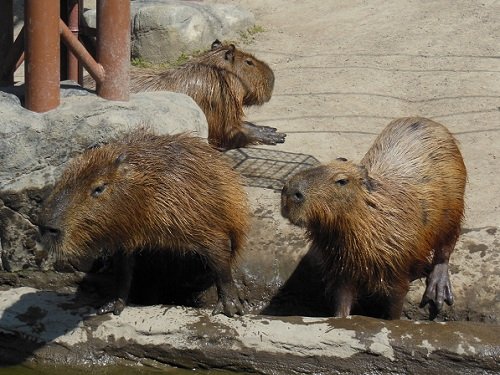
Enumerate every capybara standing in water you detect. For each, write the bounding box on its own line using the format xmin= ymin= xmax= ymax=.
xmin=85 ymin=40 xmax=285 ymax=150
xmin=39 ymin=130 xmax=250 ymax=317
xmin=281 ymin=117 xmax=466 ymax=320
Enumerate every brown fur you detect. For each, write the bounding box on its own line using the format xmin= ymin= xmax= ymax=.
xmin=84 ymin=41 xmax=282 ymax=149
xmin=40 ymin=129 xmax=250 ymax=316
xmin=281 ymin=117 xmax=466 ymax=319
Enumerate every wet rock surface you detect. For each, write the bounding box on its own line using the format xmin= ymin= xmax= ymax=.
xmin=0 ymin=287 xmax=498 ymax=374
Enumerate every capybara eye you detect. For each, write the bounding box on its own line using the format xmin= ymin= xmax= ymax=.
xmin=245 ymin=59 xmax=254 ymax=66
xmin=91 ymin=184 xmax=107 ymax=197
xmin=335 ymin=178 xmax=349 ymax=186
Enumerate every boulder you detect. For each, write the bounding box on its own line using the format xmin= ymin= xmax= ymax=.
xmin=82 ymin=0 xmax=256 ymax=63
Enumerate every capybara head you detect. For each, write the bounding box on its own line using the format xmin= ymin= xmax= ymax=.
xmin=281 ymin=159 xmax=373 ymax=230
xmin=39 ymin=145 xmax=141 ymax=259
xmin=205 ymin=39 xmax=275 ymax=105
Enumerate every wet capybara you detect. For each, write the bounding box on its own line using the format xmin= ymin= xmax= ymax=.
xmin=39 ymin=129 xmax=250 ymax=317
xmin=84 ymin=40 xmax=285 ymax=150
xmin=281 ymin=117 xmax=466 ymax=320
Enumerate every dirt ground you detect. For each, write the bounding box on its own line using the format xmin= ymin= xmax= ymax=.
xmin=211 ymin=0 xmax=499 ymax=229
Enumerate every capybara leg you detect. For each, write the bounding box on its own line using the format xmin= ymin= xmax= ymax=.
xmin=384 ymin=287 xmax=408 ymax=320
xmin=420 ymin=236 xmax=457 ymax=319
xmin=97 ymin=252 xmax=135 ymax=316
xmin=242 ymin=121 xmax=287 ymax=146
xmin=420 ymin=263 xmax=454 ymax=319
xmin=206 ymin=255 xmax=245 ymax=317
xmin=327 ymin=282 xmax=355 ymax=318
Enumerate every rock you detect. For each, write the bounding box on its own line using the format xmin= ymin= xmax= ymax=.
xmin=83 ymin=0 xmax=256 ymax=63
xmin=0 ymin=83 xmax=208 ymax=272
xmin=0 ymin=287 xmax=498 ymax=373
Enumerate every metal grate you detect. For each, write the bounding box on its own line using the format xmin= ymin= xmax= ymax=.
xmin=224 ymin=148 xmax=320 ymax=190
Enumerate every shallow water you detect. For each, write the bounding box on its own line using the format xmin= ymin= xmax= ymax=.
xmin=0 ymin=364 xmax=243 ymax=375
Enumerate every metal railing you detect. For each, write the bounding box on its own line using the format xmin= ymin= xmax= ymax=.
xmin=0 ymin=0 xmax=130 ymax=112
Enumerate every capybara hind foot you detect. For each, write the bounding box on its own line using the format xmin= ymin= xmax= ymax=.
xmin=212 ymin=283 xmax=246 ymax=317
xmin=420 ymin=263 xmax=454 ymax=319
xmin=97 ymin=298 xmax=126 ymax=316
xmin=242 ymin=121 xmax=286 ymax=145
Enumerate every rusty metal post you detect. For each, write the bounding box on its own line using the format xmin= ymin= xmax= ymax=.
xmin=60 ymin=20 xmax=105 ymax=84
xmin=96 ymin=0 xmax=130 ymax=101
xmin=25 ymin=0 xmax=60 ymax=112
xmin=62 ymin=0 xmax=83 ymax=83
xmin=0 ymin=0 xmax=14 ymax=85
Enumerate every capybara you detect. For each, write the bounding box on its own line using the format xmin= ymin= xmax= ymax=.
xmin=84 ymin=40 xmax=285 ymax=150
xmin=281 ymin=117 xmax=466 ymax=320
xmin=39 ymin=129 xmax=250 ymax=317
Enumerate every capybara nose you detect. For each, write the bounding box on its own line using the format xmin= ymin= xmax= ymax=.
xmin=39 ymin=225 xmax=61 ymax=240
xmin=290 ymin=189 xmax=305 ymax=203
xmin=282 ymin=183 xmax=305 ymax=204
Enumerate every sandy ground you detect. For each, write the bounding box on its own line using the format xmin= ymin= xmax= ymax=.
xmin=212 ymin=0 xmax=499 ymax=229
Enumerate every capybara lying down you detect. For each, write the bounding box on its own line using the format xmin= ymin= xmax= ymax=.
xmin=40 ymin=129 xmax=250 ymax=317
xmin=281 ymin=117 xmax=466 ymax=320
xmin=85 ymin=40 xmax=285 ymax=150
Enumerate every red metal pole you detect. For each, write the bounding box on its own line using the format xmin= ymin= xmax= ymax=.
xmin=96 ymin=0 xmax=130 ymax=101
xmin=0 ymin=0 xmax=14 ymax=85
xmin=66 ymin=0 xmax=82 ymax=83
xmin=60 ymin=20 xmax=105 ymax=84
xmin=25 ymin=0 xmax=60 ymax=112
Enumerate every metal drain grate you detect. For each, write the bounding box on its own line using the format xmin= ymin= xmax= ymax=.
xmin=224 ymin=148 xmax=320 ymax=190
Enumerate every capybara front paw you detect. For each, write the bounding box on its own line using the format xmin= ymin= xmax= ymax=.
xmin=212 ymin=295 xmax=246 ymax=317
xmin=97 ymin=298 xmax=126 ymax=316
xmin=259 ymin=130 xmax=287 ymax=145
xmin=420 ymin=263 xmax=454 ymax=319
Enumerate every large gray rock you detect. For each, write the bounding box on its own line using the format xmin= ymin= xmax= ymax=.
xmin=83 ymin=0 xmax=256 ymax=63
xmin=0 ymin=84 xmax=208 ymax=272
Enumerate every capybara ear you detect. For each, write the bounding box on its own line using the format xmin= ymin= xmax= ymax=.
xmin=211 ymin=39 xmax=222 ymax=50
xmin=358 ymin=165 xmax=375 ymax=192
xmin=115 ymin=153 xmax=127 ymax=166
xmin=225 ymin=44 xmax=236 ymax=62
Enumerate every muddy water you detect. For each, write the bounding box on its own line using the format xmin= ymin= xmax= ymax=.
xmin=0 ymin=364 xmax=247 ymax=375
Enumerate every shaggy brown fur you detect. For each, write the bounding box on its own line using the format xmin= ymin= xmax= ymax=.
xmin=281 ymin=117 xmax=466 ymax=320
xmin=84 ymin=40 xmax=285 ymax=149
xmin=40 ymin=129 xmax=250 ymax=317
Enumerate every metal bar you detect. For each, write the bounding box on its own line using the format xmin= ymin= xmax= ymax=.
xmin=60 ymin=20 xmax=104 ymax=84
xmin=25 ymin=0 xmax=60 ymax=112
xmin=0 ymin=26 xmax=24 ymax=85
xmin=96 ymin=0 xmax=130 ymax=101
xmin=66 ymin=0 xmax=81 ymax=82
xmin=0 ymin=0 xmax=14 ymax=85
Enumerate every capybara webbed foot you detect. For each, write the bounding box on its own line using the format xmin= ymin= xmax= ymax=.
xmin=212 ymin=294 xmax=246 ymax=317
xmin=97 ymin=298 xmax=126 ymax=316
xmin=212 ymin=283 xmax=246 ymax=317
xmin=243 ymin=121 xmax=286 ymax=145
xmin=420 ymin=263 xmax=454 ymax=319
